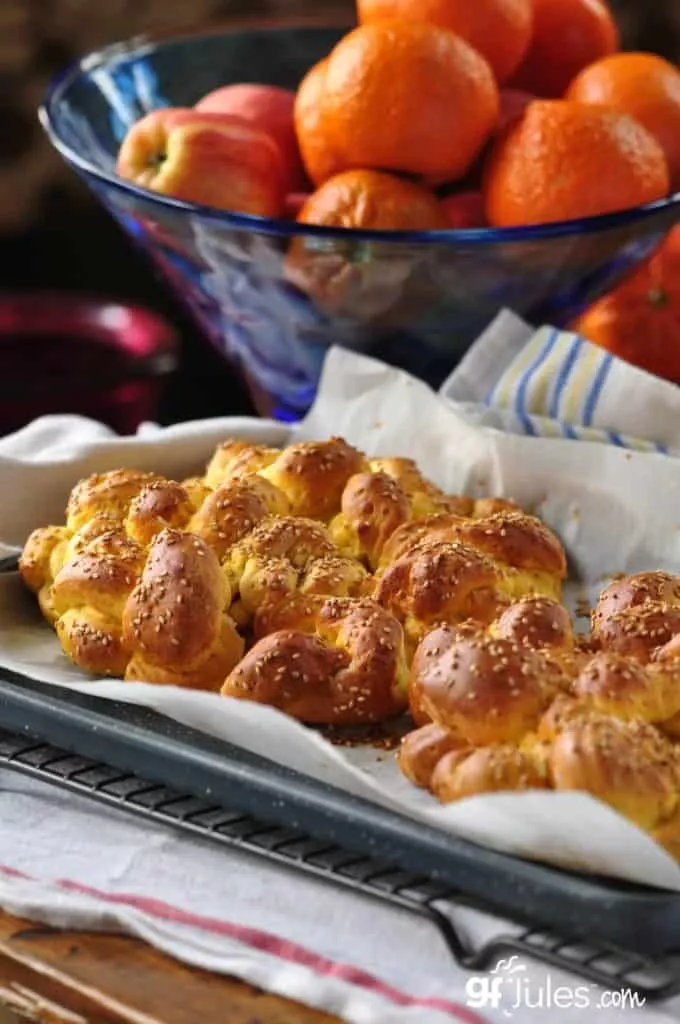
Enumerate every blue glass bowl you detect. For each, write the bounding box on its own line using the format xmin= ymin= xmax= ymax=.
xmin=41 ymin=24 xmax=680 ymax=420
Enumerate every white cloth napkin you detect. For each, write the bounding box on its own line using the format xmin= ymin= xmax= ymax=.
xmin=1 ymin=313 xmax=680 ymax=1024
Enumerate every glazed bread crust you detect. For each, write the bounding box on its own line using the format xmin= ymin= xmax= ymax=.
xmin=222 ymin=597 xmax=408 ymax=724
xmin=123 ymin=529 xmax=243 ymax=689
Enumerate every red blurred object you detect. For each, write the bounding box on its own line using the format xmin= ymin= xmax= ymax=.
xmin=440 ymin=191 xmax=487 ymax=229
xmin=0 ymin=294 xmax=178 ymax=436
xmin=284 ymin=192 xmax=313 ymax=219
xmin=497 ymin=88 xmax=535 ymax=132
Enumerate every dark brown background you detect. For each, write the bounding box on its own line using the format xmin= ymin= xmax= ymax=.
xmin=2 ymin=0 xmax=679 ymax=423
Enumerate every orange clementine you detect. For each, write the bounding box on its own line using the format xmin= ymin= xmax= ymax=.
xmin=356 ymin=0 xmax=533 ymax=84
xmin=286 ymin=170 xmax=448 ymax=322
xmin=294 ymin=59 xmax=343 ymax=187
xmin=567 ymin=53 xmax=680 ymax=191
xmin=319 ymin=22 xmax=499 ymax=185
xmin=484 ymin=100 xmax=670 ymax=227
xmin=571 ymin=228 xmax=680 ymax=381
xmin=510 ymin=0 xmax=619 ymax=98
xmin=296 ymin=169 xmax=449 ymax=231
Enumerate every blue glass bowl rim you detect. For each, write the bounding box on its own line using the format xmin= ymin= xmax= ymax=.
xmin=40 ymin=22 xmax=680 ymax=247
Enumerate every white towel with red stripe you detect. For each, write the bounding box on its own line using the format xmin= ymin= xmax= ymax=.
xmin=0 ymin=772 xmax=676 ymax=1024
xmin=1 ymin=312 xmax=680 ymax=1023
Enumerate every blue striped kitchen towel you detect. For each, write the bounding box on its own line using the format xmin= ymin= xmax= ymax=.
xmin=440 ymin=310 xmax=680 ymax=455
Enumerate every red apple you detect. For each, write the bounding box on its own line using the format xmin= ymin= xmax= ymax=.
xmin=498 ymin=89 xmax=535 ymax=133
xmin=441 ymin=191 xmax=487 ymax=229
xmin=116 ymin=108 xmax=285 ymax=217
xmin=196 ymin=83 xmax=306 ymax=193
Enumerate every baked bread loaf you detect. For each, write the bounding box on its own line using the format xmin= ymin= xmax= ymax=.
xmin=259 ymin=438 xmax=368 ymax=520
xmin=573 ymin=651 xmax=680 ymax=725
xmin=398 ymin=575 xmax=680 ymax=853
xmin=375 ymin=540 xmax=507 ymax=656
xmin=66 ymin=469 xmax=161 ymax=533
xmin=548 ymin=712 xmax=679 ymax=833
xmin=125 ymin=479 xmax=195 ymax=546
xmin=446 ymin=511 xmax=567 ymax=602
xmin=222 ymin=515 xmax=368 ymax=632
xmin=222 ymin=597 xmax=409 ymax=724
xmin=123 ymin=529 xmax=243 ymax=689
xmin=20 ymin=431 xmax=680 ymax=857
xmin=431 ymin=745 xmax=548 ymax=804
xmin=19 ymin=524 xmax=71 ymax=622
xmin=51 ymin=526 xmax=146 ymax=676
xmin=204 ymin=441 xmax=280 ymax=490
xmin=367 ymin=457 xmax=467 ymax=519
xmin=329 ymin=471 xmax=411 ymax=569
xmin=398 ymin=723 xmax=469 ymax=788
xmin=409 ymin=625 xmax=567 ymax=746
xmin=186 ymin=479 xmax=271 ymax=561
xmin=592 ymin=572 xmax=680 ymax=663
xmin=377 ymin=512 xmax=467 ymax=569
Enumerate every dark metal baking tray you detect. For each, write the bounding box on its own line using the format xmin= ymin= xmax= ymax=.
xmin=1 ymin=666 xmax=680 ymax=982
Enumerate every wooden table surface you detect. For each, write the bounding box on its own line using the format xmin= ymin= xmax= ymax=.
xmin=0 ymin=910 xmax=340 ymax=1023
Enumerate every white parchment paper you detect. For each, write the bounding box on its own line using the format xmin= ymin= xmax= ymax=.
xmin=3 ymin=348 xmax=680 ymax=890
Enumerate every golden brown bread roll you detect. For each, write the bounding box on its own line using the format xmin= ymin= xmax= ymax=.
xmin=51 ymin=527 xmax=146 ymax=676
xmin=410 ymin=625 xmax=567 ymax=746
xmin=123 ymin=529 xmax=243 ymax=690
xmin=224 ymin=516 xmax=370 ymax=632
xmin=368 ymin=457 xmax=471 ymax=519
xmin=226 ymin=515 xmax=336 ymax=611
xmin=377 ymin=513 xmax=468 ymax=568
xmin=66 ymin=469 xmax=161 ymax=533
xmin=180 ymin=476 xmax=213 ymax=511
xmin=252 ymin=594 xmax=320 ymax=639
xmin=204 ymin=440 xmax=280 ymax=489
xmin=63 ymin=515 xmax=122 ymax=561
xmin=187 ymin=480 xmax=271 ymax=562
xmin=431 ymin=745 xmax=548 ymax=804
xmin=229 ymin=515 xmax=336 ymax=576
xmin=222 ymin=597 xmax=409 ymax=724
xmin=329 ymin=471 xmax=410 ymax=569
xmin=300 ymin=554 xmax=369 ymax=599
xmin=375 ymin=540 xmax=506 ymax=655
xmin=446 ymin=511 xmax=567 ymax=601
xmin=259 ymin=438 xmax=368 ymax=520
xmin=537 ymin=693 xmax=591 ymax=743
xmin=125 ymin=480 xmax=194 ymax=547
xmin=55 ymin=608 xmax=131 ymax=677
xmin=592 ymin=602 xmax=680 ymax=663
xmin=572 ymin=652 xmax=680 ymax=725
xmin=19 ymin=525 xmax=70 ymax=594
xmin=548 ymin=713 xmax=679 ymax=832
xmin=398 ymin=722 xmax=469 ymax=788
xmin=491 ymin=596 xmax=587 ymax=676
xmin=242 ymin=476 xmax=292 ymax=517
xmin=492 ymin=596 xmax=574 ymax=650
xmin=254 ymin=555 xmax=370 ymax=636
xmin=593 ymin=572 xmax=680 ymax=627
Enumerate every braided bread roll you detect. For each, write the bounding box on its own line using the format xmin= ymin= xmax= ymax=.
xmin=123 ymin=529 xmax=243 ymax=690
xmin=222 ymin=597 xmax=408 ymax=724
xmin=51 ymin=526 xmax=146 ymax=676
